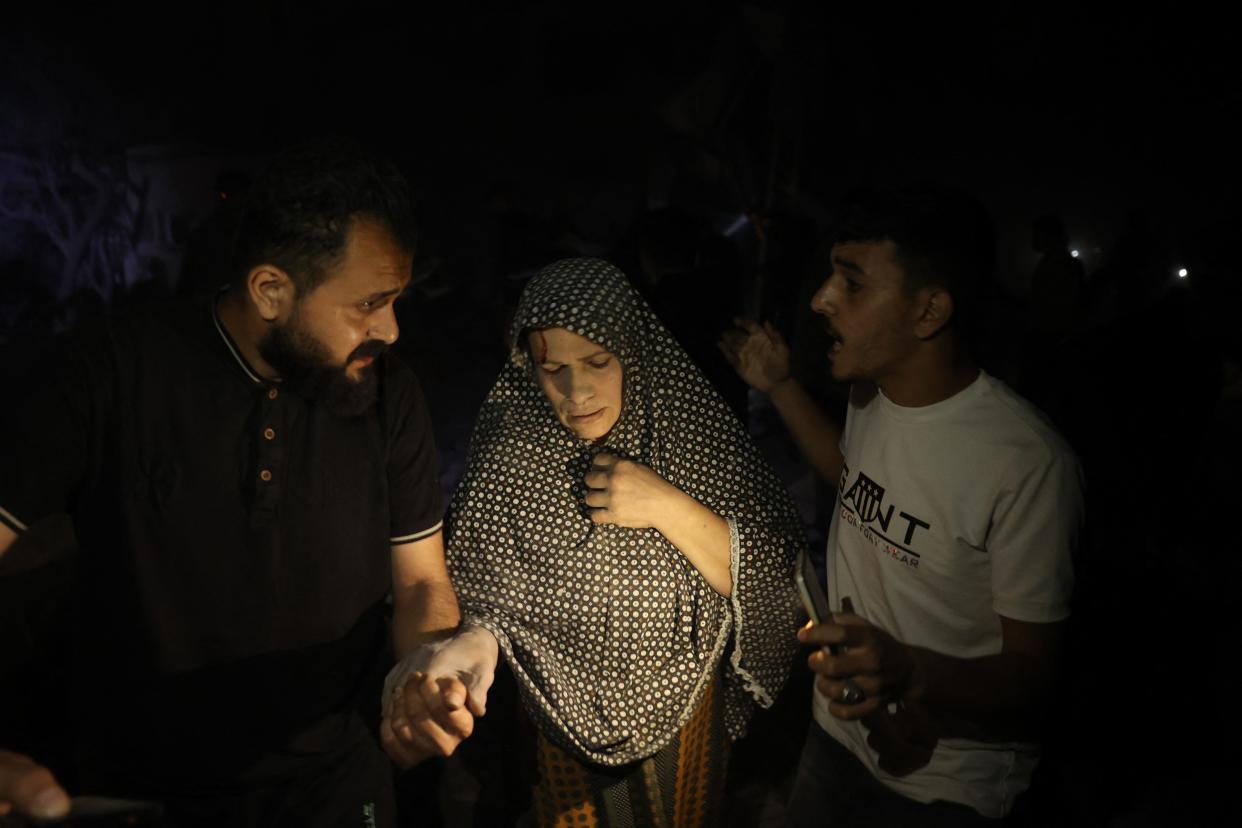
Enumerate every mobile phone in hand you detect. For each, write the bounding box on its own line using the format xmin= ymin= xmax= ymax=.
xmin=794 ymin=549 xmax=843 ymax=656
xmin=794 ymin=548 xmax=831 ymax=624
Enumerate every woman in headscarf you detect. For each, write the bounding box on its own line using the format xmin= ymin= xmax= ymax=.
xmin=391 ymin=258 xmax=805 ymax=827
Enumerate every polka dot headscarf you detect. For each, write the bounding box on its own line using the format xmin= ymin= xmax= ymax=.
xmin=447 ymin=258 xmax=805 ymax=766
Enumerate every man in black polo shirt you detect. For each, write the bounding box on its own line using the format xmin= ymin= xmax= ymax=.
xmin=0 ymin=141 xmax=462 ymax=826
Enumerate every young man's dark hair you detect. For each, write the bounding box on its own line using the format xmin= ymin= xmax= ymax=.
xmin=231 ymin=138 xmax=418 ymax=294
xmin=831 ymin=184 xmax=995 ymax=333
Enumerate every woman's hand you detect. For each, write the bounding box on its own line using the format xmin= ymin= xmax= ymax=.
xmin=585 ymin=453 xmax=677 ymax=529
xmin=587 ymin=453 xmax=735 ymax=595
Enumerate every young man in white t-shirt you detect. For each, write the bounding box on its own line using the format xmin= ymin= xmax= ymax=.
xmin=721 ymin=186 xmax=1083 ymax=824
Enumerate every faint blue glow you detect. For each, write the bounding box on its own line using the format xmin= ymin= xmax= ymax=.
xmin=724 ymin=214 xmax=750 ymax=237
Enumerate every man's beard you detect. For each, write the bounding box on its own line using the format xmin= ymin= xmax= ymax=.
xmin=259 ymin=313 xmax=388 ymax=418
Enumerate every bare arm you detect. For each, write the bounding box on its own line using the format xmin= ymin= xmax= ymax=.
xmin=906 ymin=615 xmax=1064 ymax=738
xmin=390 ymin=530 xmax=461 ymax=658
xmin=802 ymin=612 xmax=1066 ymax=742
xmin=648 ymin=484 xmax=733 ymax=597
xmin=767 ymin=377 xmax=845 ymax=487
xmin=383 ymin=530 xmax=501 ymax=768
xmin=720 ymin=319 xmax=844 ymax=485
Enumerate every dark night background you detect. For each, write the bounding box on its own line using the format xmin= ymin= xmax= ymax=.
xmin=2 ymin=2 xmax=1240 ymax=825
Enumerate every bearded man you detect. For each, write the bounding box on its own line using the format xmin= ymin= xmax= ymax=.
xmin=0 ymin=140 xmax=462 ymax=827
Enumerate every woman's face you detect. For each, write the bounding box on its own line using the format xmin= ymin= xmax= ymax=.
xmin=529 ymin=327 xmax=624 ymax=441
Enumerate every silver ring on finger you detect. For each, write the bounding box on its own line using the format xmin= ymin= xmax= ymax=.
xmin=841 ymin=679 xmax=865 ymax=705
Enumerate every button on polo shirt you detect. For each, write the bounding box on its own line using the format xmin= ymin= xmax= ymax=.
xmin=0 ymin=296 xmax=444 ymax=786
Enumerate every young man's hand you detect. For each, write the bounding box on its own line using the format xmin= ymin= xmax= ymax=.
xmin=798 ymin=599 xmax=925 ymax=721
xmin=718 ymin=318 xmax=792 ymax=393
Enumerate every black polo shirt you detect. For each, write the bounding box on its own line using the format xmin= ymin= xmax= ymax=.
xmin=0 ymin=297 xmax=442 ymax=790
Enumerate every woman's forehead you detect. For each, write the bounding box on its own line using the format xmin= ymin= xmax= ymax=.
xmin=529 ymin=327 xmax=613 ymax=361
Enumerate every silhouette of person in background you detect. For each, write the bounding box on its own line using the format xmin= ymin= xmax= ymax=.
xmin=632 ymin=207 xmax=749 ymax=418
xmin=1027 ymin=214 xmax=1085 ymax=341
xmin=1020 ymin=213 xmax=1087 ymax=414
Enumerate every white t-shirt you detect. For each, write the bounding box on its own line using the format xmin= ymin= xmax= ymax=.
xmin=812 ymin=371 xmax=1082 ymax=818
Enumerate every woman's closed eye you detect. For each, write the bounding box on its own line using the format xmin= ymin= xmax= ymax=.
xmin=542 ymin=358 xmax=611 ymax=373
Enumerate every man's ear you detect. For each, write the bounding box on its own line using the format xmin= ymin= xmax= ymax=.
xmin=246 ymin=264 xmax=295 ymax=322
xmin=913 ymin=286 xmax=954 ymax=340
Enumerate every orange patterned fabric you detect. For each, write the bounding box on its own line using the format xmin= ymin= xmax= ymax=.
xmin=673 ymin=680 xmax=715 ymax=828
xmin=531 ymin=680 xmax=726 ymax=828
xmin=533 ymin=735 xmax=601 ymax=828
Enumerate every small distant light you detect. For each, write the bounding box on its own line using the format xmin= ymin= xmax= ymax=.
xmin=1070 ymin=249 xmax=1080 ymax=258
xmin=1178 ymin=268 xmax=1188 ymax=279
xmin=219 ymin=191 xmax=228 ymax=201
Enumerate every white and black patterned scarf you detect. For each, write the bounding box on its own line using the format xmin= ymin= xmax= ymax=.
xmin=447 ymin=258 xmax=804 ymax=766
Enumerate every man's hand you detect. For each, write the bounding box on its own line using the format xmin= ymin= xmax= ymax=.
xmin=0 ymin=750 xmax=70 ymax=820
xmin=718 ymin=318 xmax=792 ymax=393
xmin=380 ymin=625 xmax=498 ymax=769
xmin=585 ymin=454 xmax=676 ymax=530
xmin=381 ymin=672 xmax=478 ymax=768
xmin=798 ymin=601 xmax=925 ymax=721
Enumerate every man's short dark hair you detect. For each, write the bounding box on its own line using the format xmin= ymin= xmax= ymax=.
xmin=231 ymin=138 xmax=417 ymax=295
xmin=831 ymin=184 xmax=995 ymax=331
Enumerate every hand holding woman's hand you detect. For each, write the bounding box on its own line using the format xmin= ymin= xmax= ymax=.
xmin=585 ymin=453 xmax=677 ymax=529
xmin=380 ymin=626 xmax=498 ymax=768
xmin=0 ymin=750 xmax=70 ymax=820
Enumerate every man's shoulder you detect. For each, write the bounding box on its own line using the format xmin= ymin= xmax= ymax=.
xmin=862 ymin=373 xmax=1078 ymax=480
xmin=70 ymin=301 xmax=209 ymax=356
xmin=39 ymin=302 xmax=212 ymax=385
xmin=972 ymin=374 xmax=1075 ymax=462
xmin=953 ymin=377 xmax=1082 ymax=508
